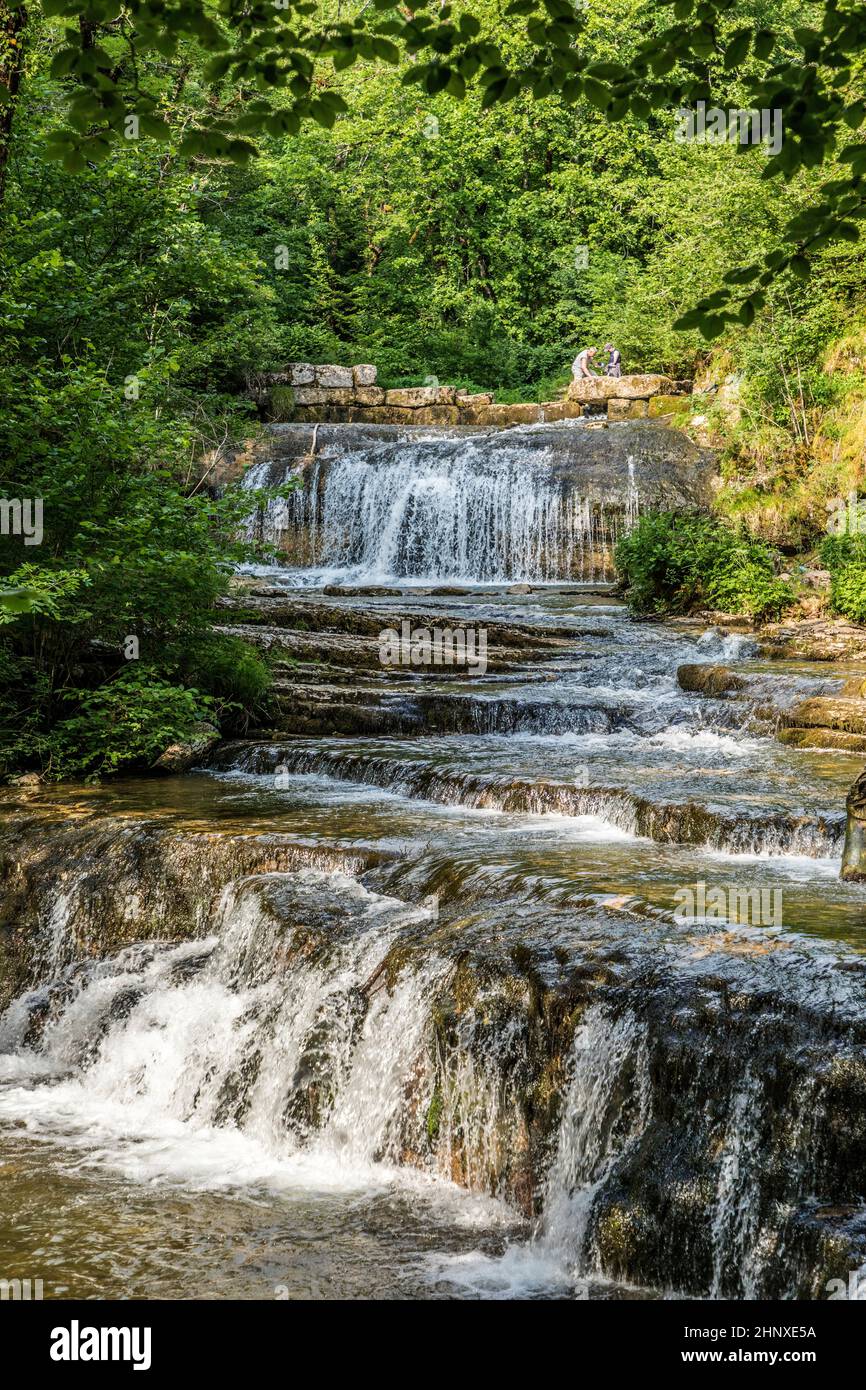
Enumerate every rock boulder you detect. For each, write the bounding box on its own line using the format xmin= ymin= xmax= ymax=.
xmin=567 ymin=374 xmax=677 ymax=403
xmin=315 ymin=364 xmax=354 ymax=389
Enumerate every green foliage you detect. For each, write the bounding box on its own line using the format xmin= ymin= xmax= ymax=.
xmin=22 ymin=0 xmax=866 ymax=329
xmin=615 ymin=511 xmax=795 ymax=621
xmin=827 ymin=563 xmax=866 ymax=623
xmin=46 ymin=668 xmax=216 ymax=780
xmin=1 ymin=1 xmax=865 ymax=787
xmin=0 ymin=344 xmax=275 ymax=777
xmin=820 ymin=534 xmax=866 ymax=624
xmin=185 ymin=634 xmax=272 ymax=720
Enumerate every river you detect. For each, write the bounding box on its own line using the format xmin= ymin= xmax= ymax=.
xmin=1 ymin=423 xmax=864 ymax=1300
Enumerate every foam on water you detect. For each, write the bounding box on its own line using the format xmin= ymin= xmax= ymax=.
xmin=243 ymin=440 xmax=636 ymax=584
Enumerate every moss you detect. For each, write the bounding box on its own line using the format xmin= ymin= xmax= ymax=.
xmin=595 ymin=1203 xmax=641 ymax=1269
xmin=451 ymin=956 xmax=480 ymax=1013
xmin=426 ymin=1086 xmax=443 ymax=1142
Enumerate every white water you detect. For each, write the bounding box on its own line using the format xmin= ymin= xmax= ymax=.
xmin=426 ymin=1007 xmax=652 ymax=1296
xmin=244 ymin=439 xmax=635 ymax=583
xmin=0 ymin=872 xmax=453 ymax=1196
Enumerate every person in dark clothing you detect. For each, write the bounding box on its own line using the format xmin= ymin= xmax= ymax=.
xmin=604 ymin=343 xmax=622 ymax=377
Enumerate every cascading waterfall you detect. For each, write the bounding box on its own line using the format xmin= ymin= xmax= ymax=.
xmin=3 ymin=555 xmax=864 ymax=1299
xmin=534 ymin=1007 xmax=651 ymax=1281
xmin=0 ymin=871 xmax=448 ymax=1182
xmin=243 ymin=436 xmax=634 ymax=582
xmin=2 ymin=853 xmax=865 ymax=1298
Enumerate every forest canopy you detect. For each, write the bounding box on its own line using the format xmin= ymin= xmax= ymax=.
xmin=1 ymin=0 xmax=865 ymax=776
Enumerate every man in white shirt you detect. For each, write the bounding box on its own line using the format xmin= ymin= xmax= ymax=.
xmin=572 ymin=346 xmax=600 ymax=378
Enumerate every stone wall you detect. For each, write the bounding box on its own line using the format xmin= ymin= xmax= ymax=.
xmin=251 ymin=364 xmax=691 ymax=427
xmin=566 ymin=373 xmax=693 ymax=420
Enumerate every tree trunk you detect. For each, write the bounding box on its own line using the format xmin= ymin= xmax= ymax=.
xmin=0 ymin=1 xmax=27 ymax=210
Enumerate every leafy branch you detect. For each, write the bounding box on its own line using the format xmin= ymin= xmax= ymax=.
xmin=16 ymin=0 xmax=866 ymax=335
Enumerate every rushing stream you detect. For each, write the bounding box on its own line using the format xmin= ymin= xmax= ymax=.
xmin=1 ymin=424 xmax=865 ymax=1300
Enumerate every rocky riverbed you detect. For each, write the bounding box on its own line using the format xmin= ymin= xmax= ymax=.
xmin=2 ymin=579 xmax=866 ymax=1299
xmin=1 ymin=421 xmax=865 ymax=1301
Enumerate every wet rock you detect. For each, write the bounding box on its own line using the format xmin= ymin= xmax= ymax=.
xmin=758 ymin=617 xmax=866 ymax=662
xmin=151 ymin=724 xmax=221 ymax=774
xmin=0 ymin=811 xmax=391 ymax=1007
xmin=5 ymin=826 xmax=866 ymax=1294
xmin=677 ymin=663 xmax=746 ymax=695
xmin=778 ymin=728 xmax=866 ymax=753
xmin=322 ymin=584 xmax=402 ymax=597
xmin=782 ymin=697 xmax=866 ymax=737
xmin=841 ymin=767 xmax=866 ymax=881
xmin=215 ymin=742 xmax=843 ymax=857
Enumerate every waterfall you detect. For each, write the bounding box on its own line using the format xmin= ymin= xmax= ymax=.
xmin=2 ymin=855 xmax=863 ymax=1297
xmin=243 ymin=433 xmax=637 ymax=582
xmin=535 ymin=1007 xmax=651 ymax=1282
xmin=0 ymin=871 xmax=447 ymax=1185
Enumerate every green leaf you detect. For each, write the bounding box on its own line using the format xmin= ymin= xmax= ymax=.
xmin=723 ymin=265 xmax=760 ymax=285
xmin=0 ymin=589 xmax=39 ymax=616
xmin=585 ymin=63 xmax=627 ymax=82
xmin=723 ymin=30 xmax=751 ymax=69
xmin=673 ymin=309 xmax=704 ymax=331
xmin=583 ymin=77 xmax=610 ymax=110
xmin=753 ymin=29 xmax=775 ymax=61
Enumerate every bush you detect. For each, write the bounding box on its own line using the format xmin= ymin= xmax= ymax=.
xmin=183 ymin=633 xmax=272 ymax=731
xmin=44 ymin=668 xmax=216 ymax=780
xmin=820 ymin=535 xmax=866 ymax=623
xmin=615 ymin=512 xmax=795 ymax=621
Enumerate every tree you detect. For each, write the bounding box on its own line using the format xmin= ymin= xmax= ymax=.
xmin=8 ymin=0 xmax=866 ymax=334
xmin=0 ymin=0 xmax=27 ymax=203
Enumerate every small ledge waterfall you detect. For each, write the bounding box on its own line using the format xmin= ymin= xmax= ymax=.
xmin=241 ymin=423 xmax=713 ymax=584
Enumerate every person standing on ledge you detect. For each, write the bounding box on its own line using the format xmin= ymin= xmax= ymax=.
xmin=604 ymin=343 xmax=622 ymax=377
xmin=572 ymin=346 xmax=600 ymax=378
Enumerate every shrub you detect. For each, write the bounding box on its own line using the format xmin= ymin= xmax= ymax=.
xmin=183 ymin=633 xmax=271 ymax=730
xmin=47 ymin=668 xmax=216 ymax=780
xmin=820 ymin=535 xmax=866 ymax=623
xmin=615 ymin=512 xmax=795 ymax=621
